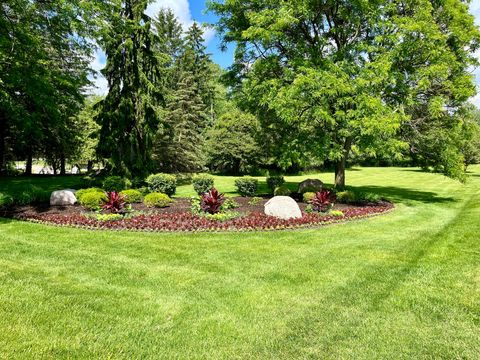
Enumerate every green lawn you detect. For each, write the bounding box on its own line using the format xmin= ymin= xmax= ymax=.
xmin=0 ymin=167 xmax=479 ymax=359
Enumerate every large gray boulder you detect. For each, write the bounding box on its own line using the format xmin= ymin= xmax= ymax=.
xmin=50 ymin=189 xmax=77 ymax=206
xmin=298 ymin=178 xmax=323 ymax=193
xmin=264 ymin=196 xmax=302 ymax=220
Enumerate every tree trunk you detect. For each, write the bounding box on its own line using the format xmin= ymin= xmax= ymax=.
xmin=334 ymin=137 xmax=353 ymax=190
xmin=87 ymin=160 xmax=93 ymax=173
xmin=25 ymin=152 xmax=33 ymax=176
xmin=60 ymin=155 xmax=66 ymax=175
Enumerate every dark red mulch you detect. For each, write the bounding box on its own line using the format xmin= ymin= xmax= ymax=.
xmin=9 ymin=198 xmax=394 ymax=232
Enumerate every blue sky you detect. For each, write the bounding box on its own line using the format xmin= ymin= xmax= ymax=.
xmin=91 ymin=0 xmax=480 ymax=107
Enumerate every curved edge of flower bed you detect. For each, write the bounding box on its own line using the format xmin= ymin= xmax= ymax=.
xmin=14 ymin=203 xmax=395 ymax=233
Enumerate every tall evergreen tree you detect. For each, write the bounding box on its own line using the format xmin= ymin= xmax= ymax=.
xmin=154 ymin=73 xmax=208 ymax=172
xmin=96 ymin=0 xmax=163 ymax=176
xmin=154 ymin=9 xmax=184 ymax=92
xmin=181 ymin=22 xmax=215 ymax=123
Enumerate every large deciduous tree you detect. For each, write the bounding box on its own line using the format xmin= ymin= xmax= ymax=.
xmin=0 ymin=0 xmax=98 ymax=175
xmin=209 ymin=0 xmax=479 ymax=187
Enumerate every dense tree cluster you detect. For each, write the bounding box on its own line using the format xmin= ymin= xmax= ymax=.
xmin=209 ymin=0 xmax=480 ymax=186
xmin=1 ymin=0 xmax=479 ymax=185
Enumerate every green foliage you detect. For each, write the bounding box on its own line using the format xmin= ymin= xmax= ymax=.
xmin=153 ymin=20 xmax=215 ymax=173
xmin=144 ymin=193 xmax=173 ymax=208
xmin=0 ymin=0 xmax=98 ymax=174
xmin=0 ymin=193 xmax=14 ymax=208
xmin=190 ymin=196 xmax=202 ymax=215
xmin=205 ymin=109 xmax=261 ymax=174
xmin=221 ymin=198 xmax=240 ymax=210
xmin=302 ymin=192 xmax=316 ymax=203
xmin=203 ymin=211 xmax=241 ymax=222
xmin=304 ymin=204 xmax=314 ymax=213
xmin=266 ymin=176 xmax=285 ymax=191
xmin=248 ymin=197 xmax=263 ymax=206
xmin=0 ymin=185 xmax=50 ymax=206
xmin=460 ymin=106 xmax=480 ymax=170
xmin=192 ymin=174 xmax=215 ymax=195
xmin=330 ymin=210 xmax=344 ymax=217
xmin=336 ymin=191 xmax=357 ymax=204
xmin=146 ymin=174 xmax=177 ymax=196
xmin=337 ymin=190 xmax=381 ymax=204
xmin=209 ymin=0 xmax=480 ymax=186
xmin=96 ymin=0 xmax=163 ymax=176
xmin=119 ymin=190 xmax=143 ymax=204
xmin=79 ymin=192 xmax=108 ymax=211
xmin=76 ymin=188 xmax=105 ymax=201
xmin=102 ymin=176 xmax=132 ymax=192
xmin=274 ymin=186 xmax=291 ymax=196
xmin=95 ymin=214 xmax=124 ymax=222
xmin=234 ymin=177 xmax=258 ymax=197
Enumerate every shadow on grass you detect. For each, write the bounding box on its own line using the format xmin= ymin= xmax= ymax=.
xmin=347 ymin=185 xmax=455 ymax=204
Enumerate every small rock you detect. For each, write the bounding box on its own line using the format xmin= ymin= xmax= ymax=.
xmin=50 ymin=190 xmax=77 ymax=206
xmin=298 ymin=179 xmax=323 ymax=193
xmin=264 ymin=196 xmax=302 ymax=220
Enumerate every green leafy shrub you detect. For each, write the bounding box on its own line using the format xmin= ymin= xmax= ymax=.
xmin=79 ymin=191 xmax=108 ymax=210
xmin=76 ymin=188 xmax=104 ymax=201
xmin=305 ymin=204 xmax=314 ymax=213
xmin=266 ymin=175 xmax=285 ymax=191
xmin=356 ymin=192 xmax=381 ymax=203
xmin=330 ymin=210 xmax=344 ymax=217
xmin=146 ymin=173 xmax=177 ymax=196
xmin=303 ymin=192 xmax=316 ymax=203
xmin=274 ymin=186 xmax=291 ymax=196
xmin=144 ymin=192 xmax=173 ymax=208
xmin=137 ymin=187 xmax=150 ymax=196
xmin=119 ymin=189 xmax=143 ymax=203
xmin=204 ymin=211 xmax=241 ymax=222
xmin=336 ymin=190 xmax=356 ymax=204
xmin=13 ymin=185 xmax=50 ymax=205
xmin=248 ymin=196 xmax=263 ymax=205
xmin=235 ymin=177 xmax=258 ymax=196
xmin=0 ymin=193 xmax=14 ymax=207
xmin=192 ymin=174 xmax=214 ymax=195
xmin=221 ymin=198 xmax=240 ymax=210
xmin=102 ymin=176 xmax=132 ymax=192
xmin=190 ymin=196 xmax=202 ymax=215
xmin=335 ymin=190 xmax=382 ymax=204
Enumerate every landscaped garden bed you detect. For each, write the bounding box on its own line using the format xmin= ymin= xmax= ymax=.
xmin=5 ymin=197 xmax=393 ymax=232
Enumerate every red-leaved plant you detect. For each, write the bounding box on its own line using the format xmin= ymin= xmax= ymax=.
xmin=200 ymin=187 xmax=225 ymax=214
xmin=311 ymin=190 xmax=337 ymax=212
xmin=102 ymin=192 xmax=126 ymax=214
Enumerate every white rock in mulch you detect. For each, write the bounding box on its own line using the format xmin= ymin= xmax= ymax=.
xmin=264 ymin=196 xmax=302 ymax=220
xmin=50 ymin=189 xmax=77 ymax=206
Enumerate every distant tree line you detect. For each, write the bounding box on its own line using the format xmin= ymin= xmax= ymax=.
xmin=1 ymin=0 xmax=480 ymax=187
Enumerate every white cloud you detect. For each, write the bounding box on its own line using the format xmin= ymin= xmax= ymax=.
xmin=89 ymin=0 xmax=215 ymax=96
xmin=146 ymin=0 xmax=215 ymax=43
